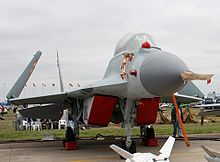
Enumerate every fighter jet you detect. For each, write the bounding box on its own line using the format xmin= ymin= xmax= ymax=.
xmin=9 ymin=32 xmax=213 ymax=152
xmin=110 ymin=136 xmax=175 ymax=162
xmin=201 ymin=146 xmax=220 ymax=162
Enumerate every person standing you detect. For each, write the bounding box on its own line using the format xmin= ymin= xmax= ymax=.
xmin=171 ymin=103 xmax=184 ymax=138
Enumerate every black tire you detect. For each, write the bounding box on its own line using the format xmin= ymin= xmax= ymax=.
xmin=141 ymin=126 xmax=146 ymax=143
xmin=120 ymin=140 xmax=126 ymax=159
xmin=129 ymin=140 xmax=136 ymax=154
xmin=120 ymin=140 xmax=136 ymax=159
xmin=146 ymin=127 xmax=155 ymax=139
xmin=144 ymin=127 xmax=155 ymax=142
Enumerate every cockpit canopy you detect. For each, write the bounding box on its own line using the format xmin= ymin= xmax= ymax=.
xmin=114 ymin=32 xmax=157 ymax=56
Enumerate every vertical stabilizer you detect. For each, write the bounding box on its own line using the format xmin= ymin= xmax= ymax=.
xmin=158 ymin=136 xmax=175 ymax=159
xmin=110 ymin=144 xmax=134 ymax=159
xmin=6 ymin=51 xmax=42 ymax=99
xmin=57 ymin=51 xmax=64 ymax=92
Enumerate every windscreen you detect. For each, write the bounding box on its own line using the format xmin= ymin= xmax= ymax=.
xmin=114 ymin=32 xmax=157 ymax=55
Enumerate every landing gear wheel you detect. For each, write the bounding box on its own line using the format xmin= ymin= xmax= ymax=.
xmin=120 ymin=140 xmax=136 ymax=159
xmin=140 ymin=126 xmax=146 ymax=143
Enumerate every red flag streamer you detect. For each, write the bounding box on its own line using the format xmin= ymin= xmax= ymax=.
xmin=172 ymin=94 xmax=190 ymax=147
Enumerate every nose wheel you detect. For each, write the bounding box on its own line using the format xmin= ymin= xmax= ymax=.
xmin=122 ymin=98 xmax=137 ymax=157
xmin=120 ymin=140 xmax=136 ymax=159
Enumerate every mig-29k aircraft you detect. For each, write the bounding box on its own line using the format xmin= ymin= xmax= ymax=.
xmin=9 ymin=32 xmax=213 ymax=153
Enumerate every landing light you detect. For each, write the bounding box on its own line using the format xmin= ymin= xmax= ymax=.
xmin=141 ymin=41 xmax=151 ymax=48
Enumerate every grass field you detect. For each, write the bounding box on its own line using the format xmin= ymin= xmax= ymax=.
xmin=0 ymin=109 xmax=219 ymax=142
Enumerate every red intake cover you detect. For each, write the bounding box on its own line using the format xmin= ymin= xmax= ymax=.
xmin=136 ymin=98 xmax=160 ymax=126
xmin=88 ymin=96 xmax=117 ymax=126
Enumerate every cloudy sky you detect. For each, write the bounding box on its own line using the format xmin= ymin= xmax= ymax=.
xmin=0 ymin=0 xmax=220 ymax=100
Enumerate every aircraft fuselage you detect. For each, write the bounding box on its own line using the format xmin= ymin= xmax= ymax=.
xmin=104 ymin=47 xmax=189 ymax=99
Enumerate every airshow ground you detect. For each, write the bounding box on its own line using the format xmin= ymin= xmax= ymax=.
xmin=0 ymin=134 xmax=219 ymax=162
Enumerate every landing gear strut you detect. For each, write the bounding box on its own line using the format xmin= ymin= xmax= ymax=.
xmin=122 ymin=98 xmax=136 ymax=154
xmin=63 ymin=100 xmax=80 ymax=150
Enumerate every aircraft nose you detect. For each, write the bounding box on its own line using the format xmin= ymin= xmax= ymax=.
xmin=140 ymin=52 xmax=189 ymax=96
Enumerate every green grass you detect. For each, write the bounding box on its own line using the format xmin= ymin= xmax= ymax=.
xmin=0 ymin=129 xmax=65 ymax=141
xmin=0 ymin=109 xmax=219 ymax=142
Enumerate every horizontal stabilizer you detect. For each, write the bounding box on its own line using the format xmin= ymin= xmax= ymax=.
xmin=181 ymin=71 xmax=214 ymax=81
xmin=110 ymin=144 xmax=133 ymax=159
xmin=10 ymin=92 xmax=67 ymax=105
xmin=158 ymin=136 xmax=175 ymax=159
xmin=201 ymin=146 xmax=220 ymax=158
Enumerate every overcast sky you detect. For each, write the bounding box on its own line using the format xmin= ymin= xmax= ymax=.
xmin=0 ymin=0 xmax=220 ymax=101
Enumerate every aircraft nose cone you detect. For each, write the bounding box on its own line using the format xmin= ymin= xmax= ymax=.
xmin=140 ymin=52 xmax=189 ymax=96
